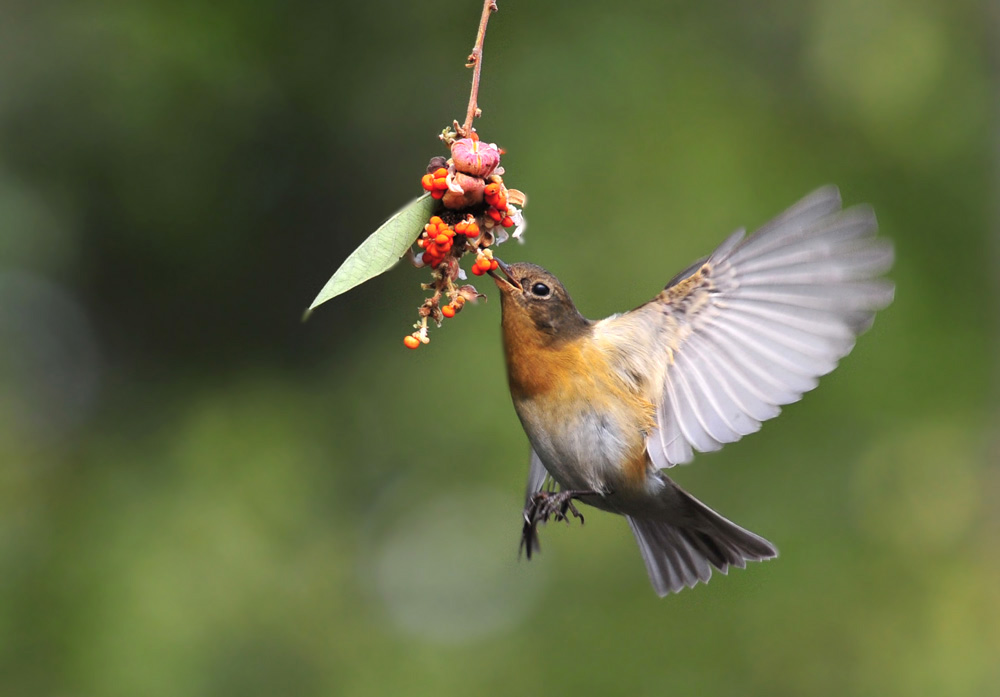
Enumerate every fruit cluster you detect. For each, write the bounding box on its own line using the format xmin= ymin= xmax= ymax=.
xmin=471 ymin=248 xmax=499 ymax=276
xmin=484 ymin=182 xmax=515 ymax=228
xmin=420 ymin=168 xmax=451 ymax=200
xmin=416 ymin=217 xmax=455 ymax=269
xmin=404 ymin=127 xmax=526 ymax=349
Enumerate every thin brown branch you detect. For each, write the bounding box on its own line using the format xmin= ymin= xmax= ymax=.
xmin=460 ymin=0 xmax=498 ymax=136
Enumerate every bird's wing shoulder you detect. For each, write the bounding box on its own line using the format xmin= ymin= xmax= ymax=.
xmin=597 ymin=186 xmax=895 ymax=468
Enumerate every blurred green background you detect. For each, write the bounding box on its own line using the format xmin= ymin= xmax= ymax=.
xmin=1 ymin=0 xmax=997 ymax=695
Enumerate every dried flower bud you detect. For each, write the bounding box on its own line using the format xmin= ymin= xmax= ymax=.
xmin=450 ymin=138 xmax=501 ymax=178
xmin=426 ymin=156 xmax=448 ymax=174
xmin=507 ymin=188 xmax=527 ymax=208
xmin=457 ymin=285 xmax=486 ymax=304
xmin=442 ymin=171 xmax=486 ymax=209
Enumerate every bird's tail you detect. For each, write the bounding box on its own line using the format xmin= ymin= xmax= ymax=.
xmin=627 ymin=486 xmax=777 ymax=597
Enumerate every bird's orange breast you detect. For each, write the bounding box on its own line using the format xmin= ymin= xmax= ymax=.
xmin=502 ymin=309 xmax=657 ymax=488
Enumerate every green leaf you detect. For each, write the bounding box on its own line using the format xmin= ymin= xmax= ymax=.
xmin=304 ymin=194 xmax=437 ymax=319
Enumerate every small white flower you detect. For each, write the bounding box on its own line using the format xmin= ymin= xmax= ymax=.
xmin=508 ymin=205 xmax=526 ymax=241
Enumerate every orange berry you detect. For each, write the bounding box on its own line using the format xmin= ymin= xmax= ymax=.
xmin=490 ymin=259 xmax=499 ymax=270
xmin=484 ymin=183 xmax=500 ymax=197
xmin=471 ymin=265 xmax=485 ymax=276
xmin=429 ymin=216 xmax=443 ymax=225
xmin=441 ymin=304 xmax=456 ymax=318
xmin=465 ymin=223 xmax=480 ymax=237
xmin=421 ymin=174 xmax=435 ymax=191
xmin=487 ymin=207 xmax=503 ymax=222
xmin=434 ymin=167 xmax=448 ymax=178
xmin=403 ymin=335 xmax=420 ymax=349
xmin=432 ymin=178 xmax=449 ymax=191
xmin=435 ymin=233 xmax=449 ymax=245
xmin=477 ymin=258 xmax=492 ymax=272
xmin=501 ymin=216 xmax=514 ymax=228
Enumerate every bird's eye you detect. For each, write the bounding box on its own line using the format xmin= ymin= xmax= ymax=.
xmin=530 ymin=282 xmax=551 ymax=297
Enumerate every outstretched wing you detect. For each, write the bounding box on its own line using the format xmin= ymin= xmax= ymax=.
xmin=598 ymin=186 xmax=895 ymax=468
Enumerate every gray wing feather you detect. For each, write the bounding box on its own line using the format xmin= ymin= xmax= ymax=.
xmin=524 ymin=448 xmax=551 ymax=503
xmin=642 ymin=186 xmax=894 ymax=468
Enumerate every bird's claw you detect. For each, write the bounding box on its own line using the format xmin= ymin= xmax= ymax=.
xmin=519 ymin=490 xmax=591 ymax=560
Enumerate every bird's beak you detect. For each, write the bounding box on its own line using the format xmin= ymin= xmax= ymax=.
xmin=488 ymin=258 xmax=522 ymax=291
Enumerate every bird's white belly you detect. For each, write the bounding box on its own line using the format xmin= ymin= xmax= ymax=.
xmin=515 ymin=398 xmax=636 ymax=494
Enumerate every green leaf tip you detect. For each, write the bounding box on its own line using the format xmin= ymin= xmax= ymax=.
xmin=305 ymin=194 xmax=437 ymax=315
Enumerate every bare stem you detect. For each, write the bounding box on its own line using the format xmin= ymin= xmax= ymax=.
xmin=461 ymin=0 xmax=498 ymax=136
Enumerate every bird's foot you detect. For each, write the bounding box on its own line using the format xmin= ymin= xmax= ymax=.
xmin=519 ymin=489 xmax=594 ymax=560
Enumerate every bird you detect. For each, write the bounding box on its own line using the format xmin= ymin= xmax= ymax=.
xmin=487 ymin=186 xmax=894 ymax=596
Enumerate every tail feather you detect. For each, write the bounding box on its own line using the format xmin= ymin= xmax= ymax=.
xmin=627 ymin=489 xmax=777 ymax=596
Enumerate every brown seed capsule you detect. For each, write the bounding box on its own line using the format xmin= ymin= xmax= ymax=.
xmin=442 ymin=171 xmax=486 ymax=209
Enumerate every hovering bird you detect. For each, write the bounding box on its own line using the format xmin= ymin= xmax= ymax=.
xmin=488 ymin=187 xmax=894 ymax=596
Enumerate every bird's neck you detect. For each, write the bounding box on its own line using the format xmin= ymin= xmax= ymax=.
xmin=501 ymin=306 xmax=593 ymax=400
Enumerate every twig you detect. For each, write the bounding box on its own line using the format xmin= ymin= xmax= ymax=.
xmin=460 ymin=0 xmax=498 ymax=136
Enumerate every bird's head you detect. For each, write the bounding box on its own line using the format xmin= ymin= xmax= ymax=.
xmin=489 ymin=260 xmax=591 ymax=346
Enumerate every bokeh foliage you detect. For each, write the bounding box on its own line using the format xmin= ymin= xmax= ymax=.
xmin=0 ymin=0 xmax=997 ymax=695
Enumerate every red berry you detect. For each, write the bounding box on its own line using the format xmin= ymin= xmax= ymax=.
xmin=501 ymin=216 xmax=514 ymax=228
xmin=471 ymin=265 xmax=484 ymax=276
xmin=441 ymin=304 xmax=456 ymax=318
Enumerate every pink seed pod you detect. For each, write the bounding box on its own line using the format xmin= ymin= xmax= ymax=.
xmin=450 ymin=138 xmax=501 ymax=177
